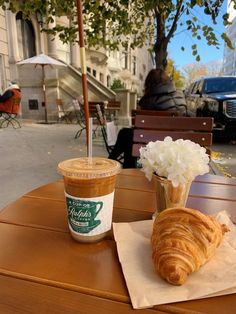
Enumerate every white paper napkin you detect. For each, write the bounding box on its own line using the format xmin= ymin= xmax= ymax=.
xmin=113 ymin=211 xmax=236 ymax=309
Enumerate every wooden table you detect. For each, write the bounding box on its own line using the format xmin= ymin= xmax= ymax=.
xmin=0 ymin=169 xmax=235 ymax=313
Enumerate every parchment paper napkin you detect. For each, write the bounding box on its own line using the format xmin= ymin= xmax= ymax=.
xmin=113 ymin=211 xmax=236 ymax=309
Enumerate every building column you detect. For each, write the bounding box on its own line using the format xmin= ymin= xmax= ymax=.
xmin=115 ymin=89 xmax=131 ymax=127
xmin=69 ymin=19 xmax=80 ymax=68
xmin=5 ymin=11 xmax=20 ymax=63
xmin=47 ymin=18 xmax=57 ymax=58
xmin=70 ymin=42 xmax=80 ymax=68
xmin=5 ymin=11 xmax=21 ymax=83
xmin=130 ymin=91 xmax=137 ymax=111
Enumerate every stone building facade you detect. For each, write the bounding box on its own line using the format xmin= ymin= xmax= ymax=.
xmin=0 ymin=8 xmax=153 ymax=122
xmin=223 ymin=0 xmax=236 ymax=75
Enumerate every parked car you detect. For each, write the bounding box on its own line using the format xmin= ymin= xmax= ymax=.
xmin=185 ymin=76 xmax=236 ymax=139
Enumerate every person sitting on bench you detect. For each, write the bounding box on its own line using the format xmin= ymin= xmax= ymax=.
xmin=138 ymin=68 xmax=187 ymax=113
xmin=108 ymin=69 xmax=187 ymax=168
xmin=0 ymin=82 xmax=22 ymax=114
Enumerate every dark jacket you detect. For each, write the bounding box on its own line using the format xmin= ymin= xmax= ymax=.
xmin=0 ymin=90 xmax=13 ymax=103
xmin=139 ymin=81 xmax=187 ymax=115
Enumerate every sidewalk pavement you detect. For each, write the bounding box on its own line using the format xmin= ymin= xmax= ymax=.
xmin=0 ymin=121 xmax=107 ymax=210
xmin=0 ymin=120 xmax=234 ymax=211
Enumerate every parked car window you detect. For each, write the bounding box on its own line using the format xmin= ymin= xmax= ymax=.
xmin=198 ymin=80 xmax=204 ymax=93
xmin=203 ymin=77 xmax=236 ymax=93
xmin=192 ymin=81 xmax=200 ymax=94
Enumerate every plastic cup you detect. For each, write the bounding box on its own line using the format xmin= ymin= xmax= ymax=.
xmin=58 ymin=157 xmax=121 ymax=243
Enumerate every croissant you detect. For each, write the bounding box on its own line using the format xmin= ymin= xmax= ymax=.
xmin=151 ymin=207 xmax=229 ymax=286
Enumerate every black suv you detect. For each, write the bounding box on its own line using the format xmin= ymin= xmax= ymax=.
xmin=185 ymin=76 xmax=236 ymax=139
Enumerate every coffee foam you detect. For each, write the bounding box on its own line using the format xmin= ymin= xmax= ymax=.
xmin=58 ymin=157 xmax=121 ymax=179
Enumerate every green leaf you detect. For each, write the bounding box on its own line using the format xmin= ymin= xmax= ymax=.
xmin=221 ymin=32 xmax=234 ymax=50
xmin=204 ymin=7 xmax=211 ymax=15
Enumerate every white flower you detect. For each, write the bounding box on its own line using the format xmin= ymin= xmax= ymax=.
xmin=139 ymin=136 xmax=209 ymax=187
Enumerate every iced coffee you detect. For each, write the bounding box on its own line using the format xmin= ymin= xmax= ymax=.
xmin=58 ymin=157 xmax=121 ymax=243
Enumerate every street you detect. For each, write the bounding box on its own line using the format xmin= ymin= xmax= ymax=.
xmin=0 ymin=122 xmax=107 ymax=210
xmin=212 ymin=141 xmax=236 ymax=179
xmin=0 ymin=121 xmax=235 ymax=211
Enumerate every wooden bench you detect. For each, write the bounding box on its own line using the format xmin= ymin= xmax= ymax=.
xmin=132 ymin=109 xmax=181 ymax=117
xmin=132 ymin=115 xmax=213 ymax=158
xmin=131 ymin=109 xmax=181 ymax=126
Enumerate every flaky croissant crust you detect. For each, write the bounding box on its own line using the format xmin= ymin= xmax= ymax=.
xmin=151 ymin=207 xmax=229 ymax=286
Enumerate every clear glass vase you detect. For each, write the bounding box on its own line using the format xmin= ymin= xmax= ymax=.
xmin=153 ymin=175 xmax=192 ymax=218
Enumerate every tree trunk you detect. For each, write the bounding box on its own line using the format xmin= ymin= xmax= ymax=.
xmin=154 ymin=43 xmax=168 ymax=70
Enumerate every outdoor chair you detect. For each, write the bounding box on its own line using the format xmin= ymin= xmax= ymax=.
xmin=104 ymin=100 xmax=121 ymax=121
xmin=88 ymin=101 xmax=105 ymax=136
xmin=95 ymin=104 xmax=124 ymax=165
xmin=88 ymin=101 xmax=104 ymax=114
xmin=132 ymin=115 xmax=213 ymax=163
xmin=0 ymin=97 xmax=21 ymax=129
xmin=56 ymin=98 xmax=72 ymax=124
xmin=73 ymin=99 xmax=86 ymax=139
xmin=89 ymin=100 xmax=121 ymax=120
xmin=74 ymin=100 xmax=99 ymax=140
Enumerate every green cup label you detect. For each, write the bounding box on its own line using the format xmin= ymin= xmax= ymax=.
xmin=65 ymin=192 xmax=114 ymax=236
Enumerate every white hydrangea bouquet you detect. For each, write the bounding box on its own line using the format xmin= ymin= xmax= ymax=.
xmin=139 ymin=136 xmax=209 ymax=186
xmin=139 ymin=137 xmax=210 ymax=212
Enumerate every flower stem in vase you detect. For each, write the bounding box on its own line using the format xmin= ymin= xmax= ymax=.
xmin=153 ymin=175 xmax=192 ymax=218
xmin=169 ymin=183 xmax=189 ymax=204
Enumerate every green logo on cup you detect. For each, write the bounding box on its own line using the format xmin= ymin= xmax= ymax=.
xmin=66 ymin=197 xmax=103 ymax=234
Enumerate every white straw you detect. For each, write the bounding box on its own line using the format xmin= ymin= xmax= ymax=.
xmin=88 ymin=117 xmax=93 ymax=159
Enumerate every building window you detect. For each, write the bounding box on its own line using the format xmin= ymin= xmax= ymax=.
xmin=132 ymin=56 xmax=136 ymax=75
xmin=92 ymin=69 xmax=96 ymax=78
xmin=16 ymin=11 xmax=36 ymax=60
xmin=107 ymin=75 xmax=111 ymax=87
xmin=87 ymin=67 xmax=91 ymax=73
xmin=99 ymin=73 xmax=104 ymax=83
xmin=121 ymin=51 xmax=128 ymax=69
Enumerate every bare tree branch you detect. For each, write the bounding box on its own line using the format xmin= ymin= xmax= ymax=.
xmin=166 ymin=0 xmax=184 ymax=43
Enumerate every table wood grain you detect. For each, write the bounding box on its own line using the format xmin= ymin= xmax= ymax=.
xmin=0 ymin=169 xmax=235 ymax=313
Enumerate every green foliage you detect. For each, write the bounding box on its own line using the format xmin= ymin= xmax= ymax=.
xmin=0 ymin=0 xmax=234 ymax=68
xmin=110 ymin=79 xmax=125 ymax=91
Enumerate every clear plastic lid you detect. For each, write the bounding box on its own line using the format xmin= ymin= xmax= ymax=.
xmin=58 ymin=157 xmax=121 ymax=179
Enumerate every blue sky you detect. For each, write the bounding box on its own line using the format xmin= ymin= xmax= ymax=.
xmin=168 ymin=1 xmax=227 ymax=70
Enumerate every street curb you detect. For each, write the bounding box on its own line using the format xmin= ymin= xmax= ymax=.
xmin=209 ymin=160 xmax=222 ymax=176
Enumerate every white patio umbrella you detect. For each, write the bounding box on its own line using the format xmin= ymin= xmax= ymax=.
xmin=17 ymin=53 xmax=67 ymax=123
